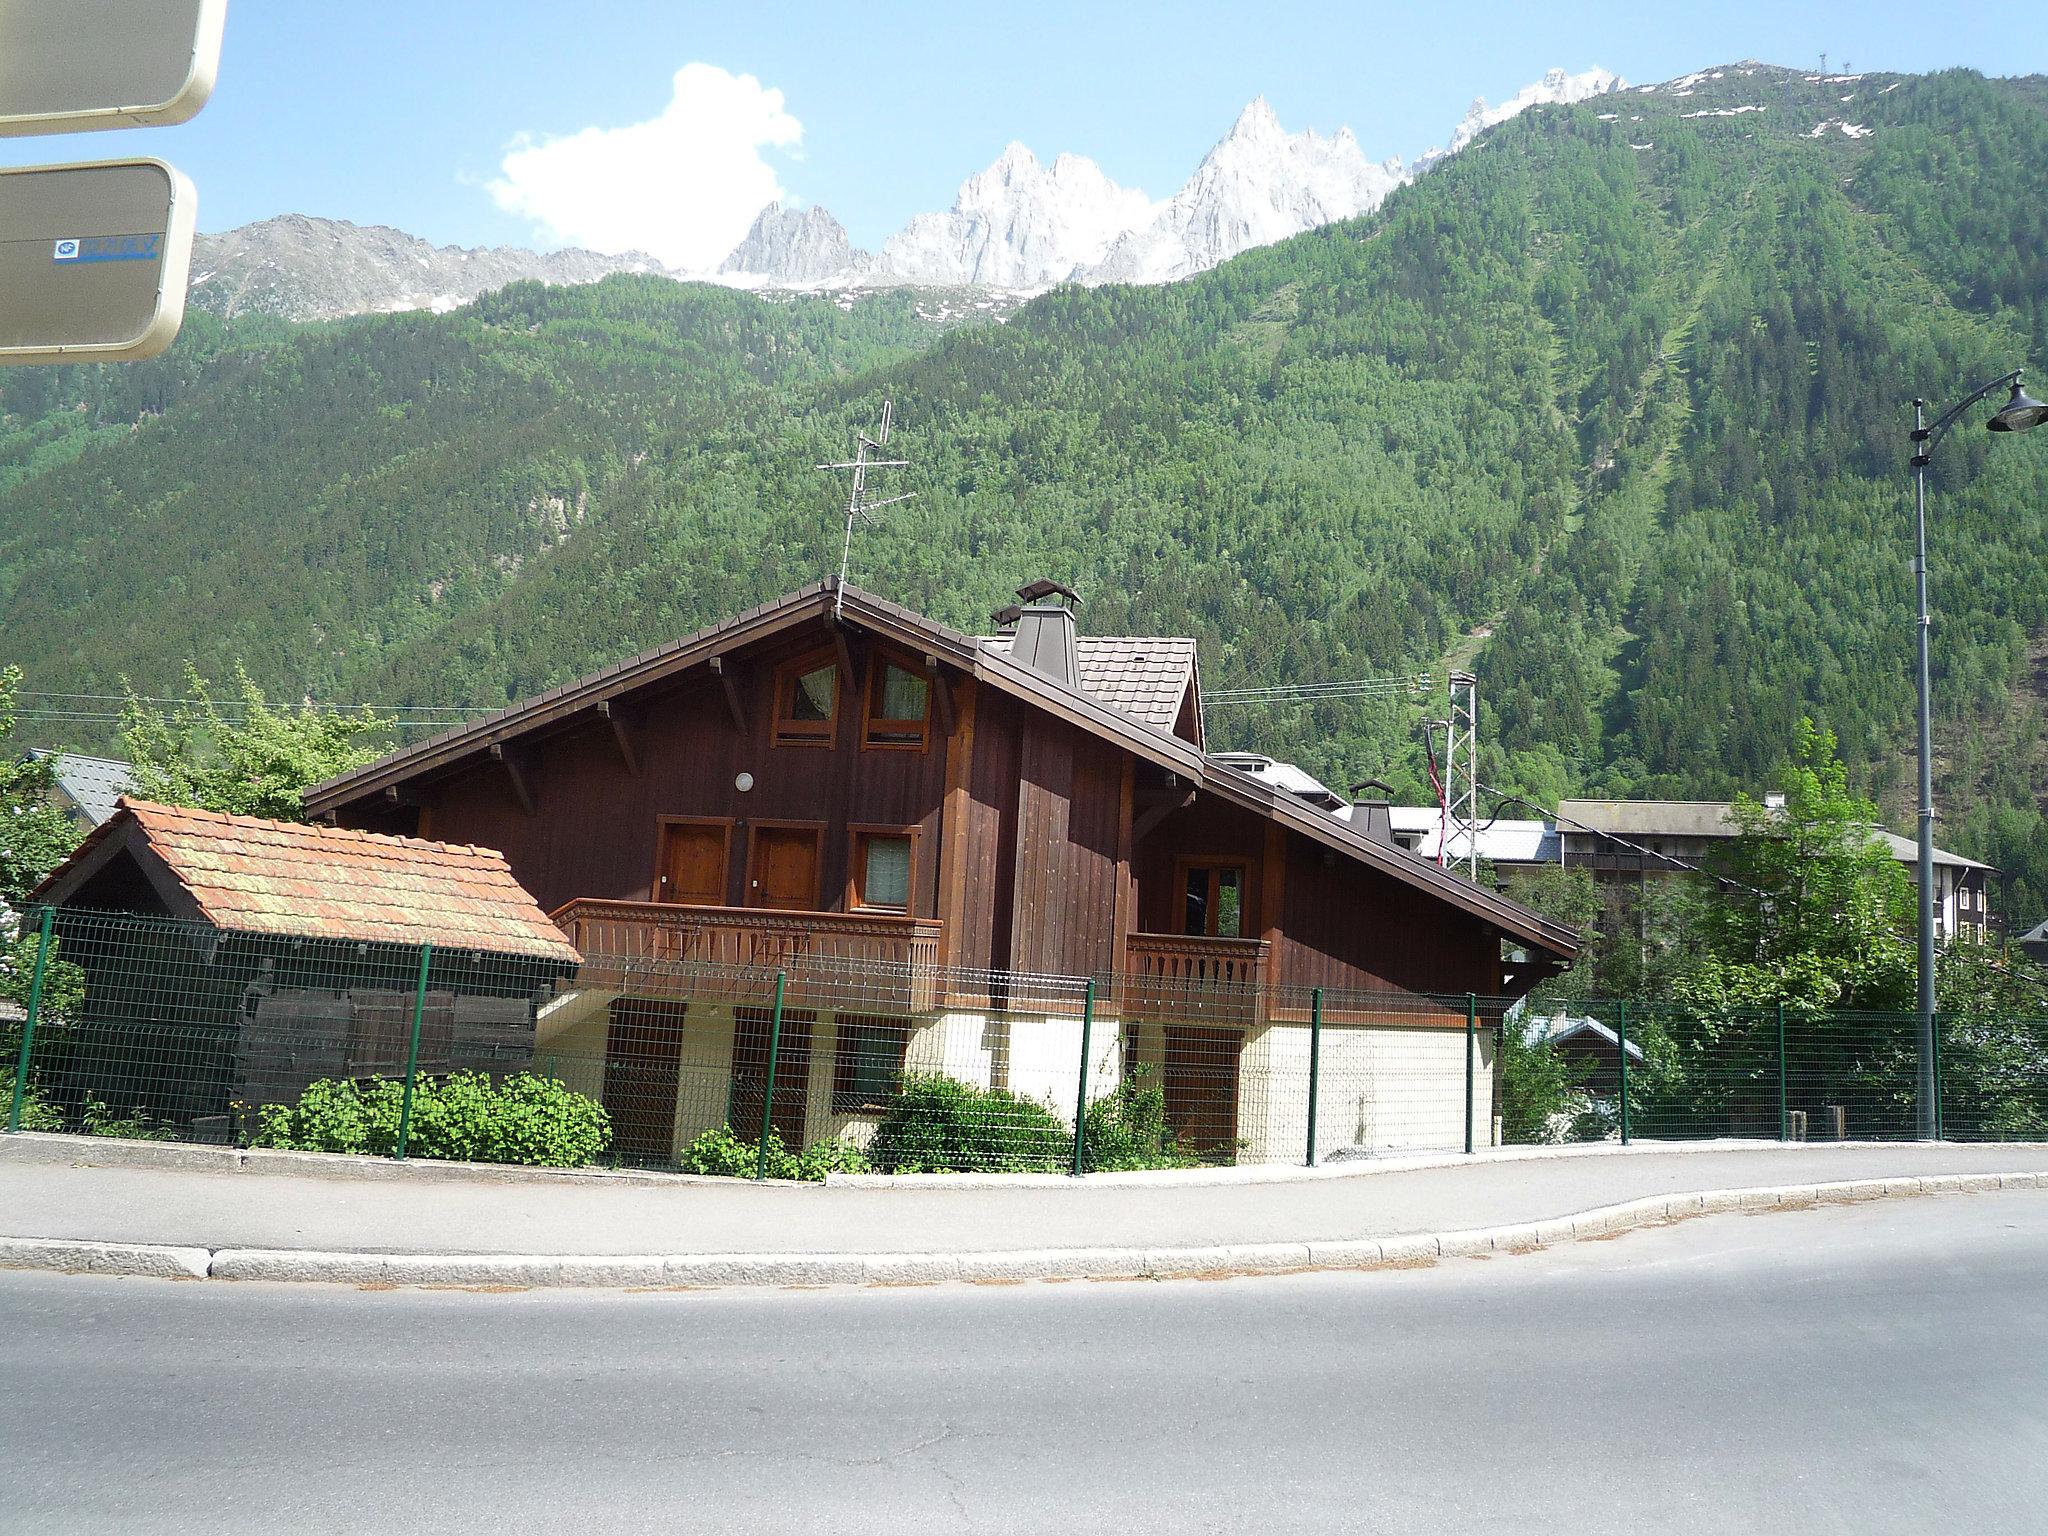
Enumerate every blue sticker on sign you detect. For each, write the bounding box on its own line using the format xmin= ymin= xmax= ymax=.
xmin=51 ymin=234 xmax=160 ymax=264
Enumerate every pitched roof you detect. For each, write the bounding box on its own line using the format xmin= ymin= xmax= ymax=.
xmin=28 ymin=750 xmax=136 ymax=826
xmin=31 ymin=798 xmax=579 ymax=963
xmin=980 ymin=634 xmax=1198 ymax=733
xmin=303 ymin=581 xmax=1576 ymax=959
xmin=1558 ymin=798 xmax=1989 ymax=869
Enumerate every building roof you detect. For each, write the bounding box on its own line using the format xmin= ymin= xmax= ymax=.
xmin=302 ymin=580 xmax=1577 ymax=960
xmin=981 ymin=633 xmax=1198 ymax=736
xmin=1556 ymin=798 xmax=1988 ymax=870
xmin=31 ymin=798 xmax=580 ymax=963
xmin=1205 ymin=752 xmax=1347 ymax=810
xmin=28 ymin=751 xmax=137 ymax=826
xmin=1387 ymin=808 xmax=1558 ymax=865
xmin=1522 ymin=1009 xmax=1647 ymax=1063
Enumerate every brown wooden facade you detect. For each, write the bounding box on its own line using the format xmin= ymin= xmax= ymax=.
xmin=313 ymin=582 xmax=1574 ymax=1021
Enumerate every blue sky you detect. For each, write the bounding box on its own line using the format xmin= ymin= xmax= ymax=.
xmin=5 ymin=0 xmax=2043 ymax=264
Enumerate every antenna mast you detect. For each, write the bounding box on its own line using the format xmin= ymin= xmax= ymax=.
xmin=817 ymin=400 xmax=915 ymax=618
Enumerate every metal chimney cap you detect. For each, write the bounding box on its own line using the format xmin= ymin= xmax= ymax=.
xmin=991 ymin=603 xmax=1024 ymax=629
xmin=1015 ymin=578 xmax=1080 ymax=606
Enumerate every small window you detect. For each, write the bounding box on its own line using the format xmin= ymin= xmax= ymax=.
xmin=832 ymin=1017 xmax=910 ymax=1113
xmin=774 ymin=655 xmax=838 ymax=747
xmin=863 ymin=659 xmax=931 ymax=749
xmin=1182 ymin=864 xmax=1246 ymax=938
xmin=852 ymin=830 xmax=914 ymax=912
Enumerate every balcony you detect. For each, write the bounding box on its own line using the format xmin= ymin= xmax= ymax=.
xmin=551 ymin=899 xmax=942 ymax=1013
xmin=1122 ymin=932 xmax=1270 ymax=1027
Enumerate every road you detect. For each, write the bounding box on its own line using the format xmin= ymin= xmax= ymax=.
xmin=3 ymin=1194 xmax=2044 ymax=1534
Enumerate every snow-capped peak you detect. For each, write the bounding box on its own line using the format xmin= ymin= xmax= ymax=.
xmin=872 ymin=143 xmax=1154 ymax=288
xmin=1081 ymin=98 xmax=1405 ymax=286
xmin=1440 ymin=66 xmax=1627 ymax=157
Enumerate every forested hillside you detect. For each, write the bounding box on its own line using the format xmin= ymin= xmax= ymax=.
xmin=6 ymin=63 xmax=2048 ymax=913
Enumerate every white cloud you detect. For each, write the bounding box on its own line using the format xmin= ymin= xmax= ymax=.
xmin=487 ymin=63 xmax=800 ymax=271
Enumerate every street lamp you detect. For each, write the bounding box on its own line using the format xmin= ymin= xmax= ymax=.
xmin=1907 ymin=370 xmax=2046 ymax=1137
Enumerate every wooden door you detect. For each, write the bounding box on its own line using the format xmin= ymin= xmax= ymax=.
xmin=657 ymin=821 xmax=728 ymax=906
xmin=603 ymin=998 xmax=686 ymax=1162
xmin=728 ymin=1007 xmax=814 ymax=1148
xmin=1163 ymin=1025 xmax=1241 ymax=1157
xmin=748 ymin=825 xmax=821 ymax=911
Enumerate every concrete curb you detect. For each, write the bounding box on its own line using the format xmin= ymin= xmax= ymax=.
xmin=4 ymin=1171 xmax=2040 ymax=1289
xmin=18 ymin=1129 xmax=2047 ymax=1193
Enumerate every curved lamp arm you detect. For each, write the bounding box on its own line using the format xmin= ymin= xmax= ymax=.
xmin=1911 ymin=369 xmax=2025 ymax=465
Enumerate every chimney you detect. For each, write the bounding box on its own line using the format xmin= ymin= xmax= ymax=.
xmin=1006 ymin=579 xmax=1080 ymax=688
xmin=1347 ymin=779 xmax=1399 ymax=848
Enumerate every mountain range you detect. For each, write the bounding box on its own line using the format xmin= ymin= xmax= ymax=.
xmin=189 ymin=67 xmax=1625 ymax=321
xmin=9 ymin=61 xmax=2048 ymax=921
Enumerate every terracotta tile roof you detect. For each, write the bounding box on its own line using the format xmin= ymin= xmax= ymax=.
xmin=41 ymin=799 xmax=579 ymax=963
xmin=979 ymin=634 xmax=1197 ymax=731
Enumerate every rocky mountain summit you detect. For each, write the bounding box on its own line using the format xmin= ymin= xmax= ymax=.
xmin=189 ymin=215 xmax=668 ymax=321
xmin=717 ymin=202 xmax=867 ymax=284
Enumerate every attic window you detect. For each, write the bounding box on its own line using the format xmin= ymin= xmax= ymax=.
xmin=862 ymin=660 xmax=931 ymax=750
xmin=774 ymin=654 xmax=838 ymax=747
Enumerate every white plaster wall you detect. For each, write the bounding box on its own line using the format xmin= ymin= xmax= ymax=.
xmin=1242 ymin=1022 xmax=1494 ymax=1162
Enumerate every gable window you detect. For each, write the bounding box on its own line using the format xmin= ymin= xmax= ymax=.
xmin=850 ymin=827 xmax=916 ymax=912
xmin=774 ymin=654 xmax=839 ymax=747
xmin=832 ymin=1016 xmax=910 ymax=1113
xmin=1182 ymin=863 xmax=1246 ymax=938
xmin=863 ymin=659 xmax=931 ymax=750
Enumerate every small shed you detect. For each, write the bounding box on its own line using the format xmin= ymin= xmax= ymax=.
xmin=26 ymin=798 xmax=580 ymax=1139
xmin=1525 ymin=1008 xmax=1645 ymax=1098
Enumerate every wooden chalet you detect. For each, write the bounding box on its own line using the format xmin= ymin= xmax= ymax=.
xmin=306 ymin=580 xmax=1576 ymax=1162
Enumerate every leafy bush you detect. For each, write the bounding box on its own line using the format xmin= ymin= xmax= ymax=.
xmin=250 ymin=1071 xmax=610 ymax=1167
xmin=869 ymin=1073 xmax=1069 ymax=1173
xmin=1081 ymin=1067 xmax=1199 ymax=1171
xmin=676 ymin=1125 xmax=871 ymax=1181
xmin=1498 ymin=1020 xmax=1594 ymax=1144
xmin=0 ymin=1071 xmax=61 ymax=1132
xmin=81 ymin=1094 xmax=179 ymax=1141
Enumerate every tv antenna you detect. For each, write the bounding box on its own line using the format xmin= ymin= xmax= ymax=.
xmin=818 ymin=400 xmax=915 ymax=618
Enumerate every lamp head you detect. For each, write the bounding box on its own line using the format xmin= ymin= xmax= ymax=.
xmin=1988 ymin=377 xmax=2048 ymax=433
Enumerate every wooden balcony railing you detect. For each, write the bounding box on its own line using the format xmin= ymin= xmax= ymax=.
xmin=1122 ymin=932 xmax=1270 ymax=1027
xmin=551 ymin=900 xmax=941 ymax=1013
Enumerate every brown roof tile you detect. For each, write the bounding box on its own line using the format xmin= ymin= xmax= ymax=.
xmin=979 ymin=634 xmax=1197 ymax=731
xmin=40 ymin=799 xmax=579 ymax=963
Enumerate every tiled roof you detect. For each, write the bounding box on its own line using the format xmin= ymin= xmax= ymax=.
xmin=980 ymin=634 xmax=1196 ymax=731
xmin=37 ymin=799 xmax=579 ymax=963
xmin=28 ymin=751 xmax=136 ymax=826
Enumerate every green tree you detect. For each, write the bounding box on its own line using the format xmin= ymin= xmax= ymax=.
xmin=119 ymin=664 xmax=392 ymax=821
xmin=0 ymin=665 xmax=75 ymax=904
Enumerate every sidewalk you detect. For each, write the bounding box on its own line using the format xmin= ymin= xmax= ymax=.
xmin=2 ymin=1135 xmax=2042 ymax=1285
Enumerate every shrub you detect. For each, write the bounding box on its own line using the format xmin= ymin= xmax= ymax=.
xmin=81 ymin=1094 xmax=180 ymax=1141
xmin=0 ymin=1071 xmax=61 ymax=1132
xmin=1082 ymin=1067 xmax=1200 ymax=1171
xmin=676 ymin=1125 xmax=872 ymax=1181
xmin=869 ymin=1073 xmax=1069 ymax=1173
xmin=249 ymin=1071 xmax=609 ymax=1167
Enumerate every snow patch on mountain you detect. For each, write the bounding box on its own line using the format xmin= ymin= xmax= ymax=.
xmin=1416 ymin=67 xmax=1627 ymax=172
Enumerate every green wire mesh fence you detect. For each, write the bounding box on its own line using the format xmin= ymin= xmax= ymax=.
xmin=6 ymin=907 xmax=2046 ymax=1176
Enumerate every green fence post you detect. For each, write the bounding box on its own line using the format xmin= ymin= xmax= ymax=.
xmin=1931 ymin=1012 xmax=1944 ymax=1142
xmin=393 ymin=941 xmax=432 ymax=1161
xmin=1776 ymin=1002 xmax=1788 ymax=1142
xmin=6 ymin=907 xmax=54 ymax=1135
xmin=755 ymin=969 xmax=787 ymax=1181
xmin=1464 ymin=993 xmax=1478 ymax=1156
xmin=1616 ymin=1001 xmax=1630 ymax=1146
xmin=1070 ymin=978 xmax=1097 ymax=1177
xmin=1305 ymin=987 xmax=1324 ymax=1167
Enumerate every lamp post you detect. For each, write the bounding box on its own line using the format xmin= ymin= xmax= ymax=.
xmin=1907 ymin=371 xmax=2047 ymax=1138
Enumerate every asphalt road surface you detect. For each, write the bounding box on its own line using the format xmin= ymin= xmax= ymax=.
xmin=4 ymin=1194 xmax=2044 ymax=1534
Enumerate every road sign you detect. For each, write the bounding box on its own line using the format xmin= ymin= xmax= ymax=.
xmin=0 ymin=0 xmax=226 ymax=135
xmin=0 ymin=159 xmax=196 ymax=364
